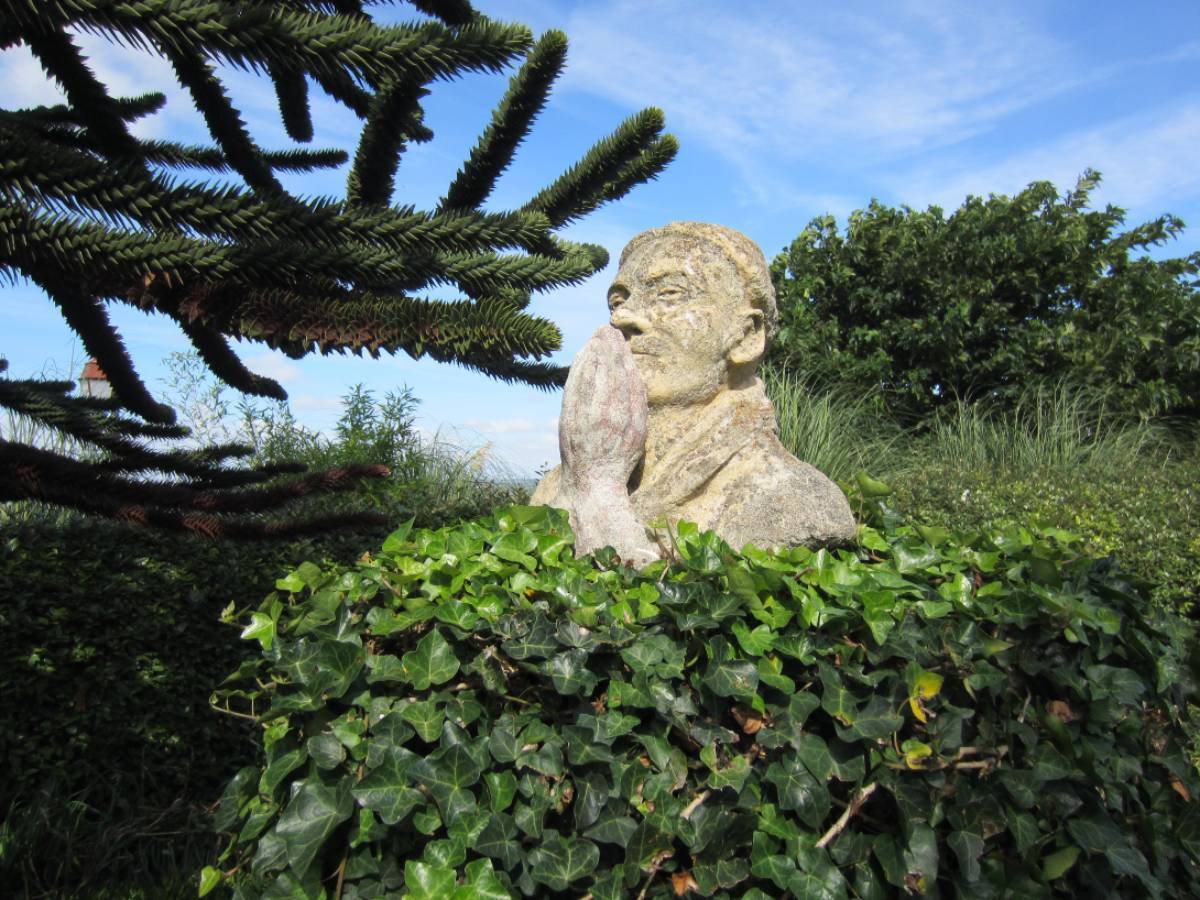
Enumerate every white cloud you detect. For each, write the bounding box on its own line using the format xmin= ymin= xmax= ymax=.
xmin=2 ymin=29 xmax=204 ymax=140
xmin=0 ymin=45 xmax=68 ymax=108
xmin=462 ymin=417 xmax=539 ymax=434
xmin=291 ymin=394 xmax=343 ymax=413
xmin=242 ymin=351 xmax=304 ymax=386
xmin=561 ymin=0 xmax=1069 ymax=164
xmin=892 ymin=99 xmax=1200 ymax=218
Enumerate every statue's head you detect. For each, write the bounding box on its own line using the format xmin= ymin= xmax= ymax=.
xmin=607 ymin=222 xmax=777 ymax=407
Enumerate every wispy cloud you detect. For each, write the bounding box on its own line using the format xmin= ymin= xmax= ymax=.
xmin=891 ymin=99 xmax=1200 ymax=219
xmin=291 ymin=394 xmax=343 ymax=413
xmin=462 ymin=417 xmax=539 ymax=434
xmin=3 ymin=29 xmax=204 ymax=141
xmin=243 ymin=351 xmax=304 ymax=386
xmin=561 ymin=0 xmax=1069 ymax=164
xmin=0 ymin=45 xmax=68 ymax=108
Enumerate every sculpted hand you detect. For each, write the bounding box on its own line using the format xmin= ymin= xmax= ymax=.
xmin=558 ymin=325 xmax=657 ymax=564
xmin=560 ymin=325 xmax=648 ymax=487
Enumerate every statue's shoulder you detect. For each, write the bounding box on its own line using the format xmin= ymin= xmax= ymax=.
xmin=715 ymin=432 xmax=856 ymax=549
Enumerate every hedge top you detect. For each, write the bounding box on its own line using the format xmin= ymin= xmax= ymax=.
xmin=209 ymin=491 xmax=1200 ymax=899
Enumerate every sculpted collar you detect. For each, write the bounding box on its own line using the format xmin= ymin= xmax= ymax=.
xmin=631 ymin=378 xmax=776 ymax=517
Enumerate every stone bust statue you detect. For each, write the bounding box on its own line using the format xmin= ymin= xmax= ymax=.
xmin=531 ymin=221 xmax=855 ymax=563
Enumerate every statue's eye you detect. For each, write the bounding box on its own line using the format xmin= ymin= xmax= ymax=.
xmin=658 ymin=285 xmax=684 ymax=301
xmin=608 ymin=287 xmax=628 ymax=310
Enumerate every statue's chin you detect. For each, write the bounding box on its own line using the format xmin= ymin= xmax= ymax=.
xmin=643 ymin=373 xmax=723 ymax=408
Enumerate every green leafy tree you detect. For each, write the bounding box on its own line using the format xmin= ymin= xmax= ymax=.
xmin=1 ymin=0 xmax=676 ymax=536
xmin=770 ymin=171 xmax=1200 ymax=424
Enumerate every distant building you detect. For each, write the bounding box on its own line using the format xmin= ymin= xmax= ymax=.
xmin=79 ymin=359 xmax=111 ymax=399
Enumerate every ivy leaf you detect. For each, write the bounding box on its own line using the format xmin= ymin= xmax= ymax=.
xmin=475 ymin=813 xmax=521 ymax=870
xmin=241 ymin=611 xmax=278 ymax=650
xmin=758 ymin=654 xmax=796 ymax=692
xmin=404 ymin=860 xmax=456 ymax=900
xmin=947 ymin=829 xmax=984 ymax=882
xmin=411 ymin=744 xmax=482 ymax=820
xmin=731 ymin=620 xmax=777 ymax=655
xmin=260 ymin=745 xmax=307 ymax=796
xmin=702 ymin=656 xmax=760 ymax=698
xmin=1041 ymin=846 xmax=1080 ymax=880
xmin=903 ymin=824 xmax=939 ymax=892
xmin=491 ymin=531 xmax=537 ymax=570
xmin=351 ymin=755 xmax=423 ymax=825
xmin=766 ymin=758 xmax=831 ymax=829
xmin=263 ymin=867 xmax=323 ymax=898
xmin=198 ymin=865 xmax=222 ymax=897
xmin=1105 ymin=844 xmax=1161 ymax=892
xmin=626 ymin=823 xmax=672 ymax=870
xmin=400 ymin=699 xmax=444 ymax=742
xmin=306 ymin=733 xmax=346 ymax=770
xmin=838 ymin=695 xmax=903 ymax=742
xmin=487 ymin=715 xmax=522 ymax=764
xmin=280 ymin=638 xmax=364 ymax=699
xmin=435 ymin=600 xmax=481 ymax=631
xmin=413 ymin=805 xmax=441 ymax=835
xmin=424 ymin=837 xmax=467 ymax=868
xmin=692 ymin=858 xmax=750 ymax=893
xmin=273 ymin=780 xmax=353 ymax=875
xmin=1084 ymin=665 xmax=1146 ymax=704
xmin=528 ymin=833 xmax=601 ymax=892
xmin=545 ymin=649 xmax=598 ymax=695
xmin=485 ymin=771 xmax=518 ymax=813
xmin=453 ymin=858 xmax=514 ymax=900
xmin=500 ymin=615 xmax=558 ymax=660
xmin=751 ymin=848 xmax=797 ymax=890
xmin=381 ymin=519 xmax=414 ymax=554
xmin=796 ymin=734 xmax=833 ymax=782
xmin=585 ymin=803 xmax=639 ymax=845
xmin=787 ymin=864 xmax=849 ymax=900
xmin=1006 ymin=807 xmax=1040 ymax=855
xmin=401 ymin=629 xmax=460 ymax=690
xmin=573 ymin=772 xmax=609 ymax=831
xmin=819 ymin=664 xmax=858 ymax=725
xmin=707 ymin=751 xmax=751 ymax=792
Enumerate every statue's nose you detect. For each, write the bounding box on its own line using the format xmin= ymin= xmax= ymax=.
xmin=610 ymin=297 xmax=651 ymax=336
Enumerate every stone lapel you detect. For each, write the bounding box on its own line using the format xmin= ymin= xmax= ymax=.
xmin=630 ymin=378 xmax=775 ymax=523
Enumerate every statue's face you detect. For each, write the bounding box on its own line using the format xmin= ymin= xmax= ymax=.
xmin=608 ymin=235 xmax=750 ymax=407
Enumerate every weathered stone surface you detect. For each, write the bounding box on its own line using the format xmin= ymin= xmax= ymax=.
xmin=532 ymin=221 xmax=856 ymax=562
xmin=539 ymin=325 xmax=658 ymax=564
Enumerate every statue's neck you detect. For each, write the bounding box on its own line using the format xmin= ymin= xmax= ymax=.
xmin=642 ymin=395 xmax=720 ymax=472
xmin=639 ymin=377 xmax=765 ymax=475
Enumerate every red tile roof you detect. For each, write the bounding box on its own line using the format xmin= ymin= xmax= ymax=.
xmin=81 ymin=359 xmax=107 ymax=380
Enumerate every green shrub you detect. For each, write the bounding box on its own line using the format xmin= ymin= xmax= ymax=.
xmin=764 ymin=375 xmax=1200 ymax=619
xmin=211 ymin=503 xmax=1199 ymax=898
xmin=0 ymin=519 xmax=293 ymax=896
xmin=894 ymin=462 xmax=1200 ymax=618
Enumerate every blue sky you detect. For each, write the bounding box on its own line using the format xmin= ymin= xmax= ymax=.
xmin=4 ymin=1 xmax=1199 ymax=475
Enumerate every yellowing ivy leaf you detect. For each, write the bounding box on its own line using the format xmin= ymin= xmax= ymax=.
xmin=901 ymin=739 xmax=933 ymax=769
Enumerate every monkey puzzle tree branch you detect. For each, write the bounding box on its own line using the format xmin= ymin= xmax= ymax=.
xmin=2 ymin=0 xmax=676 ymax=534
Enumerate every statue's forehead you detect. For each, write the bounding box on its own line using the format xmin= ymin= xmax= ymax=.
xmin=619 ymin=237 xmax=703 ymax=280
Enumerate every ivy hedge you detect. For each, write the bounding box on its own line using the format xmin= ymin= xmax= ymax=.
xmin=893 ymin=461 xmax=1200 ymax=619
xmin=209 ymin=491 xmax=1199 ymax=898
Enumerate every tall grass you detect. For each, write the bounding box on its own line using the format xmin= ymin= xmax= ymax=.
xmin=914 ymin=383 xmax=1176 ymax=476
xmin=384 ymin=431 xmax=530 ymax=526
xmin=764 ymin=370 xmax=1179 ymax=483
xmin=762 ymin=366 xmax=903 ymax=482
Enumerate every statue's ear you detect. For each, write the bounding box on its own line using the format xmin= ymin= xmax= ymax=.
xmin=727 ymin=309 xmax=765 ymax=367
